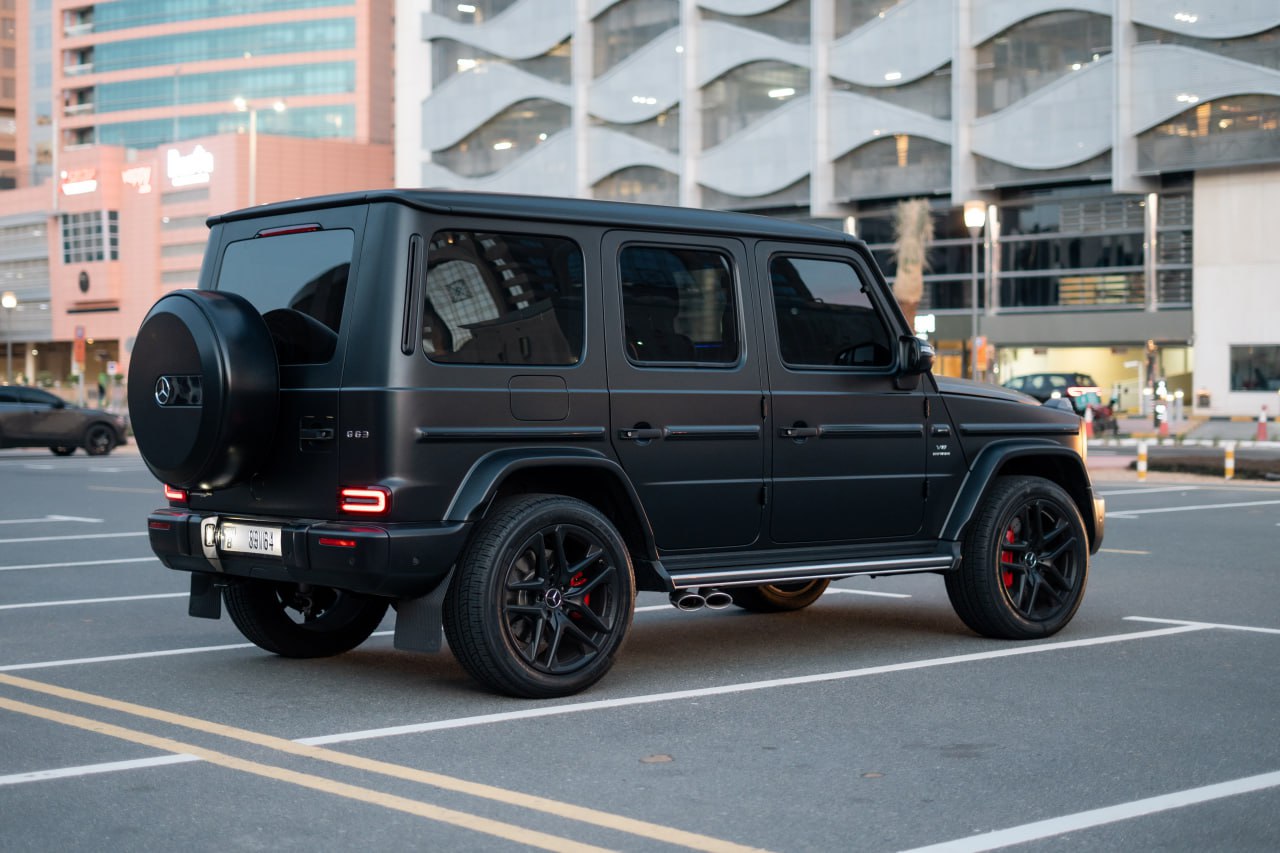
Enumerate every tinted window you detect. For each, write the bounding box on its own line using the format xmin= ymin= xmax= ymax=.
xmin=423 ymin=231 xmax=585 ymax=366
xmin=218 ymin=228 xmax=354 ymax=365
xmin=620 ymin=246 xmax=738 ymax=365
xmin=0 ymin=389 xmax=21 ymax=404
xmin=18 ymin=388 xmax=61 ymax=406
xmin=770 ymin=256 xmax=893 ymax=368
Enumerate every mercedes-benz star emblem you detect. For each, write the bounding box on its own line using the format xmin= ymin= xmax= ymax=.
xmin=154 ymin=376 xmax=173 ymax=407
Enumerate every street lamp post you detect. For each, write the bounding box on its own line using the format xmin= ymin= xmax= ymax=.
xmin=963 ymin=201 xmax=987 ymax=381
xmin=1 ymin=291 xmax=16 ymax=386
xmin=232 ymin=97 xmax=286 ymax=206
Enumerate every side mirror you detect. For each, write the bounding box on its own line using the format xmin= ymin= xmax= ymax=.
xmin=1043 ymin=397 xmax=1076 ymax=415
xmin=901 ymin=336 xmax=934 ymax=376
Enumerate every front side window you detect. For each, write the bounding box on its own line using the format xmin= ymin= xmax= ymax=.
xmin=424 ymin=231 xmax=584 ymax=366
xmin=217 ymin=228 xmax=354 ymax=365
xmin=770 ymin=256 xmax=893 ymax=368
xmin=619 ymin=245 xmax=739 ymax=366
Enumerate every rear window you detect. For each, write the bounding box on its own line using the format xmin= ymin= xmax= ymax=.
xmin=423 ymin=230 xmax=584 ymax=365
xmin=217 ymin=228 xmax=354 ymax=365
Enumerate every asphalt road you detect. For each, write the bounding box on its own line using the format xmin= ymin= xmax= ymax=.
xmin=2 ymin=446 xmax=1278 ymax=852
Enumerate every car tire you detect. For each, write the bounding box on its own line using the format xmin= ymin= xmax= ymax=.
xmin=731 ymin=579 xmax=830 ymax=613
xmin=946 ymin=475 xmax=1088 ymax=640
xmin=127 ymin=289 xmax=279 ymax=489
xmin=83 ymin=424 xmax=116 ymax=456
xmin=223 ymin=580 xmax=389 ymax=658
xmin=443 ymin=494 xmax=635 ymax=698
xmin=51 ymin=446 xmax=76 ymax=456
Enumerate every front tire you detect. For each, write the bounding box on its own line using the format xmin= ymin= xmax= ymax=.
xmin=444 ymin=495 xmax=635 ymax=698
xmin=84 ymin=424 xmax=116 ymax=456
xmin=224 ymin=580 xmax=388 ymax=658
xmin=51 ymin=446 xmax=76 ymax=456
xmin=732 ymin=579 xmax=830 ymax=613
xmin=946 ymin=475 xmax=1088 ymax=639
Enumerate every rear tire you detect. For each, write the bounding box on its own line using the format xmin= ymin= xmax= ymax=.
xmin=444 ymin=495 xmax=635 ymax=698
xmin=946 ymin=475 xmax=1088 ymax=639
xmin=51 ymin=446 xmax=76 ymax=456
xmin=224 ymin=580 xmax=388 ymax=658
xmin=732 ymin=579 xmax=830 ymax=613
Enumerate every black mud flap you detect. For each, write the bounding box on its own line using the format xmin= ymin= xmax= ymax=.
xmin=189 ymin=572 xmax=224 ymax=620
xmin=393 ymin=570 xmax=454 ymax=653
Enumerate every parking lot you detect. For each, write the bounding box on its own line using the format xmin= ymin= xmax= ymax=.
xmin=2 ymin=447 xmax=1278 ymax=852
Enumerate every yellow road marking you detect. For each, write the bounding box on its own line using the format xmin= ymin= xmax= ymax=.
xmin=0 ymin=672 xmax=768 ymax=853
xmin=0 ymin=695 xmax=610 ymax=853
xmin=1100 ymin=548 xmax=1151 ymax=555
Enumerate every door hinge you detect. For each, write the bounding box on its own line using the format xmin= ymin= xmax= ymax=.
xmin=759 ymin=484 xmax=769 ymax=506
xmin=922 ymin=478 xmax=930 ymax=500
xmin=761 ymin=395 xmax=769 ymax=420
xmin=924 ymin=397 xmax=931 ymax=419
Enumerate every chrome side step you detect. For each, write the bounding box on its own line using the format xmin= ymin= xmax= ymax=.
xmin=667 ymin=554 xmax=956 ymax=590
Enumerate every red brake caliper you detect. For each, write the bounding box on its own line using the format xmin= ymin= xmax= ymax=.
xmin=1001 ymin=528 xmax=1016 ymax=588
xmin=569 ymin=571 xmax=589 ymax=617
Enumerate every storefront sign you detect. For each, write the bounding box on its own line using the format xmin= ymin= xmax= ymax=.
xmin=166 ymin=145 xmax=215 ymax=187
xmin=122 ymin=165 xmax=153 ymax=194
xmin=60 ymin=168 xmax=98 ymax=196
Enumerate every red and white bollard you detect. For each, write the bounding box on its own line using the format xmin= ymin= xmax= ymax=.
xmin=1137 ymin=441 xmax=1148 ymax=482
xmin=1083 ymin=405 xmax=1094 ymax=439
xmin=1258 ymin=405 xmax=1269 ymax=442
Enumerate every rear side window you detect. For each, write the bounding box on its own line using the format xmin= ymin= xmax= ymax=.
xmin=423 ymin=231 xmax=584 ymax=365
xmin=619 ymin=245 xmax=739 ymax=365
xmin=770 ymin=256 xmax=894 ymax=368
xmin=217 ymin=228 xmax=354 ymax=365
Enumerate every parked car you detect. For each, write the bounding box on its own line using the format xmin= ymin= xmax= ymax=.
xmin=1002 ymin=372 xmax=1117 ymax=434
xmin=0 ymin=385 xmax=128 ymax=455
xmin=130 ymin=190 xmax=1104 ymax=698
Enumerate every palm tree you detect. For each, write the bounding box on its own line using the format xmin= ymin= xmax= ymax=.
xmin=892 ymin=199 xmax=933 ymax=333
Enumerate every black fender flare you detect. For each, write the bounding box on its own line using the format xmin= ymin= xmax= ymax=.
xmin=940 ymin=440 xmax=1100 ymax=551
xmin=443 ymin=447 xmax=659 ymax=562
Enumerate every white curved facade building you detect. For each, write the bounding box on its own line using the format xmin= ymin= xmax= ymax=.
xmin=397 ymin=0 xmax=1280 ymax=417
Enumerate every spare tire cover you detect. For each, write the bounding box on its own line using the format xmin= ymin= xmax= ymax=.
xmin=128 ymin=290 xmax=279 ymax=490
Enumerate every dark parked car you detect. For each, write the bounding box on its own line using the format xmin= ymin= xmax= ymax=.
xmin=1002 ymin=372 xmax=1116 ymax=433
xmin=0 ymin=385 xmax=128 ymax=455
xmin=130 ymin=190 xmax=1104 ymax=698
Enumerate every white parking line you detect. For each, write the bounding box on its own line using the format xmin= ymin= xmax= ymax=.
xmin=300 ymin=624 xmax=1206 ymax=746
xmin=898 ymin=769 xmax=1280 ymax=853
xmin=0 ymin=557 xmax=157 ymax=573
xmin=0 ymin=755 xmax=200 ymax=787
xmin=1095 ymin=486 xmax=1200 ymax=497
xmin=0 ymin=515 xmax=103 ymax=526
xmin=0 ymin=593 xmax=186 ymax=611
xmin=1108 ymin=498 xmax=1280 ymax=519
xmin=0 ymin=532 xmax=147 ymax=544
xmin=1125 ymin=615 xmax=1280 ymax=635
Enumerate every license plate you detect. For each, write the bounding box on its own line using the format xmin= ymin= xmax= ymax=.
xmin=220 ymin=522 xmax=282 ymax=557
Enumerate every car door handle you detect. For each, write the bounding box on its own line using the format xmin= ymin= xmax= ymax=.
xmin=779 ymin=427 xmax=819 ymax=439
xmin=618 ymin=428 xmax=663 ymax=441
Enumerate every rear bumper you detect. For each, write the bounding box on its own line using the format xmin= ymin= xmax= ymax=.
xmin=146 ymin=508 xmax=470 ymax=598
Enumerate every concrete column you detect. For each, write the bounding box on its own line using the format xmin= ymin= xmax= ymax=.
xmin=1112 ymin=0 xmax=1159 ymax=195
xmin=678 ymin=0 xmax=701 ymax=208
xmin=572 ymin=0 xmax=593 ymax=198
xmin=809 ymin=0 xmax=836 ymax=217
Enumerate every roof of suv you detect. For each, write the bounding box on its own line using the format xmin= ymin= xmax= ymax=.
xmin=208 ymin=189 xmax=859 ymax=246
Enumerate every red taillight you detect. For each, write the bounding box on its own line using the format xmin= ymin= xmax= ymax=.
xmin=149 ymin=520 xmax=172 ymax=531
xmin=339 ymin=486 xmax=390 ymax=515
xmin=164 ymin=485 xmax=187 ymax=504
xmin=318 ymin=537 xmax=357 ymax=548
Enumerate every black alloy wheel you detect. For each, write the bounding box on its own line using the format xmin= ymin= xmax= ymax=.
xmin=732 ymin=579 xmax=830 ymax=613
xmin=223 ymin=580 xmax=389 ymax=658
xmin=84 ymin=424 xmax=116 ymax=456
xmin=947 ymin=475 xmax=1088 ymax=639
xmin=445 ymin=495 xmax=635 ymax=698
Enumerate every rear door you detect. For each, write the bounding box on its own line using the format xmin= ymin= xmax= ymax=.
xmin=202 ymin=205 xmax=369 ymax=518
xmin=603 ymin=231 xmax=765 ymax=551
xmin=758 ymin=243 xmax=928 ymax=544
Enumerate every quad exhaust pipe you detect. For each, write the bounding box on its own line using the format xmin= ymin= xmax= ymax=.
xmin=669 ymin=588 xmax=734 ymax=611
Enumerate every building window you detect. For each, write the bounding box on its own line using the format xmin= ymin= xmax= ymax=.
xmin=975 ymin=11 xmax=1112 ymax=116
xmin=59 ymin=211 xmax=118 ymax=264
xmin=1137 ymin=94 xmax=1280 ymax=174
xmin=701 ymin=60 xmax=809 ymax=149
xmin=593 ymin=0 xmax=679 ymax=78
xmin=431 ymin=99 xmax=569 ymax=178
xmin=423 ymin=231 xmax=585 ymax=365
xmin=620 ymin=245 xmax=738 ymax=365
xmin=701 ymin=0 xmax=810 ymax=45
xmin=592 ymin=166 xmax=678 ymax=205
xmin=431 ymin=37 xmax=570 ymax=86
xmin=1230 ymin=346 xmax=1280 ymax=392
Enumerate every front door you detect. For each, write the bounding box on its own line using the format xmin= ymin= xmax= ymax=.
xmin=757 ymin=243 xmax=928 ymax=544
xmin=604 ymin=231 xmax=765 ymax=552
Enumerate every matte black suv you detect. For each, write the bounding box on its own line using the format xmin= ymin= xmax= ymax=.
xmin=129 ymin=191 xmax=1104 ymax=698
